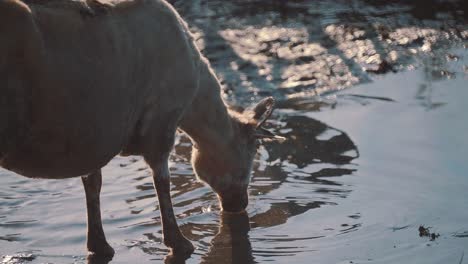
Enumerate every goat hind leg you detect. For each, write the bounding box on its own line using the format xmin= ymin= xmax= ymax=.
xmin=81 ymin=170 xmax=114 ymax=257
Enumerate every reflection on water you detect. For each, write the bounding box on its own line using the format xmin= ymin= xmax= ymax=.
xmin=1 ymin=0 xmax=467 ymax=263
xmin=119 ymin=112 xmax=358 ymax=262
xmin=171 ymin=0 xmax=467 ymax=104
xmin=247 ymin=114 xmax=358 ymax=228
xmin=264 ymin=116 xmax=358 ymax=167
xmin=200 ymin=212 xmax=254 ymax=264
xmin=0 ymin=112 xmax=358 ymax=262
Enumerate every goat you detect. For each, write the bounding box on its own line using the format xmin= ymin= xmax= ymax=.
xmin=0 ymin=0 xmax=279 ymax=257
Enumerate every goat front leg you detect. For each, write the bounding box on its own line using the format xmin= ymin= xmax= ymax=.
xmin=81 ymin=170 xmax=114 ymax=257
xmin=147 ymin=155 xmax=194 ymax=256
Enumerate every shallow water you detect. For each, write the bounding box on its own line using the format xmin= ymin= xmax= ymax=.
xmin=1 ymin=1 xmax=468 ymax=263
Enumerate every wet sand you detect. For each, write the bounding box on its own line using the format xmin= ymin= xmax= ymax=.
xmin=1 ymin=1 xmax=468 ymax=263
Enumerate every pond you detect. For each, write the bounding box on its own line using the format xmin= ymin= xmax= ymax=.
xmin=1 ymin=0 xmax=468 ymax=263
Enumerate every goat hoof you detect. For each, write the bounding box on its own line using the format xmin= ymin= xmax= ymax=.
xmin=170 ymin=238 xmax=195 ymax=257
xmin=87 ymin=253 xmax=114 ymax=264
xmin=87 ymin=242 xmax=115 ymax=258
xmin=165 ymin=251 xmax=192 ymax=264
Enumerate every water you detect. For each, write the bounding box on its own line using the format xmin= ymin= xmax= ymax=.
xmin=1 ymin=0 xmax=468 ymax=263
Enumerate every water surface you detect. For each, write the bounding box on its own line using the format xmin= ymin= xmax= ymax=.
xmin=1 ymin=1 xmax=468 ymax=263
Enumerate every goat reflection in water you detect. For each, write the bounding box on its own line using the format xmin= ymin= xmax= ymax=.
xmin=201 ymin=212 xmax=254 ymax=264
xmin=164 ymin=212 xmax=254 ymax=264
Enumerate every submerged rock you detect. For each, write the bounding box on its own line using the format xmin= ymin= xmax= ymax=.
xmin=418 ymin=225 xmax=440 ymax=241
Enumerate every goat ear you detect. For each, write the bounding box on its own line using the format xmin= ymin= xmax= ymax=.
xmin=252 ymin=97 xmax=275 ymax=128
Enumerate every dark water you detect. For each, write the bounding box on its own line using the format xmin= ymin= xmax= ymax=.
xmin=1 ymin=1 xmax=468 ymax=263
